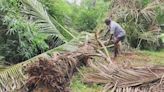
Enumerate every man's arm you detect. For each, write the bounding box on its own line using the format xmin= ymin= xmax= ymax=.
xmin=104 ymin=29 xmax=110 ymax=38
xmin=109 ymin=22 xmax=114 ymax=42
xmin=109 ymin=34 xmax=113 ymax=41
xmin=104 ymin=34 xmax=113 ymax=45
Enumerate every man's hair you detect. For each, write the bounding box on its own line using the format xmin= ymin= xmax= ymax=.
xmin=105 ymin=19 xmax=111 ymax=25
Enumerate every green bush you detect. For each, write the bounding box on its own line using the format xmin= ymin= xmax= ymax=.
xmin=41 ymin=0 xmax=108 ymax=32
xmin=0 ymin=15 xmax=49 ymax=64
xmin=40 ymin=0 xmax=73 ymax=26
xmin=72 ymin=0 xmax=108 ymax=32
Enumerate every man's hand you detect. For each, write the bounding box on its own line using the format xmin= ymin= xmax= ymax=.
xmin=109 ymin=39 xmax=115 ymax=44
xmin=103 ymin=39 xmax=114 ymax=46
xmin=109 ymin=33 xmax=113 ymax=40
xmin=103 ymin=40 xmax=109 ymax=45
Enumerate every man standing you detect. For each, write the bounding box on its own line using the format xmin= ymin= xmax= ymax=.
xmin=105 ymin=19 xmax=126 ymax=58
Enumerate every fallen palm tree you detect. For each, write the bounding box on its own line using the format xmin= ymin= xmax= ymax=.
xmin=84 ymin=61 xmax=164 ymax=92
xmin=19 ymin=43 xmax=95 ymax=92
xmin=0 ymin=32 xmax=94 ymax=91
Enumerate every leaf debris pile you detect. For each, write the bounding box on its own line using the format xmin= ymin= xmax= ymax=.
xmin=84 ymin=61 xmax=164 ymax=92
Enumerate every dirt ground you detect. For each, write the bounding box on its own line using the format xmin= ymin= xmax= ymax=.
xmin=113 ymin=50 xmax=164 ymax=67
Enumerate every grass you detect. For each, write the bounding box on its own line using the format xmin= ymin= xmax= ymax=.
xmin=71 ymin=78 xmax=103 ymax=92
xmin=70 ymin=49 xmax=164 ymax=92
xmin=140 ymin=49 xmax=164 ymax=65
xmin=70 ymin=67 xmax=103 ymax=92
xmin=141 ymin=49 xmax=164 ymax=57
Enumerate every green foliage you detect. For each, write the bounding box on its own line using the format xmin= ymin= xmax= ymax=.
xmin=0 ymin=15 xmax=49 ymax=64
xmin=160 ymin=34 xmax=164 ymax=43
xmin=71 ymin=79 xmax=102 ymax=92
xmin=73 ymin=8 xmax=98 ymax=31
xmin=21 ymin=0 xmax=75 ymax=41
xmin=71 ymin=67 xmax=103 ymax=92
xmin=40 ymin=0 xmax=73 ymax=26
xmin=0 ymin=0 xmax=19 ymax=12
xmin=140 ymin=0 xmax=151 ymax=7
xmin=40 ymin=0 xmax=108 ymax=32
xmin=122 ymin=22 xmax=141 ymax=48
xmin=72 ymin=0 xmax=108 ymax=32
xmin=156 ymin=6 xmax=164 ymax=24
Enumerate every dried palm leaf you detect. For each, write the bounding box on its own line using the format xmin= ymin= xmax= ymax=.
xmin=110 ymin=0 xmax=164 ymax=24
xmin=84 ymin=61 xmax=164 ymax=92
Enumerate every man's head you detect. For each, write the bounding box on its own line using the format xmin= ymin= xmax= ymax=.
xmin=105 ymin=19 xmax=111 ymax=25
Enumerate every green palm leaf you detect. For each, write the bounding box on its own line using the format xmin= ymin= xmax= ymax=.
xmin=21 ymin=0 xmax=75 ymax=42
xmin=141 ymin=1 xmax=162 ymax=22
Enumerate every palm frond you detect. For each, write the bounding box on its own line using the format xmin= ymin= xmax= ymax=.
xmin=141 ymin=1 xmax=162 ymax=23
xmin=84 ymin=61 xmax=164 ymax=92
xmin=139 ymin=32 xmax=159 ymax=42
xmin=110 ymin=0 xmax=164 ymax=23
xmin=21 ymin=0 xmax=75 ymax=42
xmin=0 ymin=48 xmax=64 ymax=91
xmin=0 ymin=53 xmax=49 ymax=91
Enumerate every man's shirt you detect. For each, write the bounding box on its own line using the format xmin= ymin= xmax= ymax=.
xmin=109 ymin=21 xmax=126 ymax=38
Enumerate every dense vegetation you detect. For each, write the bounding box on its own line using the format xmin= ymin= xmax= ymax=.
xmin=0 ymin=0 xmax=163 ymax=64
xmin=108 ymin=0 xmax=164 ymax=50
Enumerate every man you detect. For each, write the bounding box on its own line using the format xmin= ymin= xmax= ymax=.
xmin=105 ymin=19 xmax=126 ymax=58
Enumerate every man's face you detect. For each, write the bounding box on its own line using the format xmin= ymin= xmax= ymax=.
xmin=106 ymin=22 xmax=110 ymax=25
xmin=105 ymin=19 xmax=111 ymax=25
